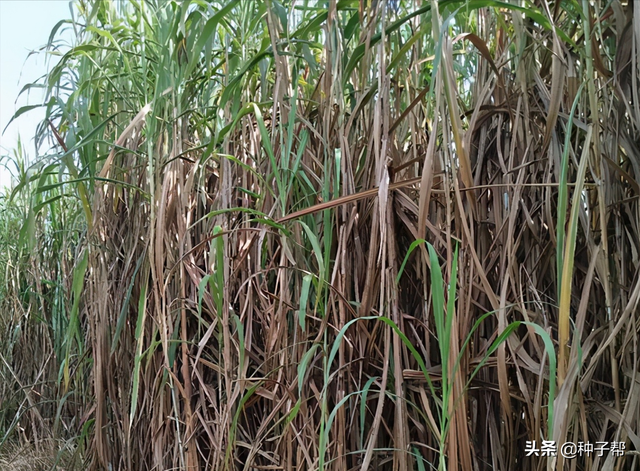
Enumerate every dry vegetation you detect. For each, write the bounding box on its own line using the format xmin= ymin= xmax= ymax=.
xmin=1 ymin=0 xmax=639 ymax=470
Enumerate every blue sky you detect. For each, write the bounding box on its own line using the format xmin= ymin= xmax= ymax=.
xmin=0 ymin=0 xmax=74 ymax=189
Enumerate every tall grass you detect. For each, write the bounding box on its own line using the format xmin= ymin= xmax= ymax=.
xmin=1 ymin=0 xmax=639 ymax=470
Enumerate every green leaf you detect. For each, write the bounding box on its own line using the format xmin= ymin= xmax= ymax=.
xmin=63 ymin=249 xmax=89 ymax=391
xmin=186 ymin=0 xmax=240 ymax=78
xmin=298 ymin=274 xmax=313 ymax=332
xmin=298 ymin=344 xmax=320 ymax=396
xmin=360 ymin=376 xmax=378 ymax=448
xmin=298 ymin=220 xmax=324 ymax=275
xmin=396 ymin=238 xmax=426 ymax=284
xmin=3 ymin=104 xmax=45 ymax=133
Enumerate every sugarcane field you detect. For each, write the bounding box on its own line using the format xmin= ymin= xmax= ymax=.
xmin=0 ymin=1 xmax=639 ymax=470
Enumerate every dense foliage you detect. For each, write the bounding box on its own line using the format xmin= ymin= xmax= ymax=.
xmin=1 ymin=0 xmax=639 ymax=470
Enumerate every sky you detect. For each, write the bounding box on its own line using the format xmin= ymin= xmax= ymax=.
xmin=0 ymin=0 xmax=74 ymax=189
